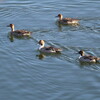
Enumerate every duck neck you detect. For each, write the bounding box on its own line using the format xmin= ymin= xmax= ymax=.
xmin=81 ymin=53 xmax=85 ymax=56
xmin=39 ymin=44 xmax=44 ymax=50
xmin=11 ymin=27 xmax=14 ymax=32
xmin=59 ymin=15 xmax=63 ymax=20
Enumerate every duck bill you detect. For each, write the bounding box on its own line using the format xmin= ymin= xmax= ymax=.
xmin=75 ymin=52 xmax=79 ymax=54
xmin=55 ymin=15 xmax=58 ymax=17
xmin=7 ymin=25 xmax=10 ymax=27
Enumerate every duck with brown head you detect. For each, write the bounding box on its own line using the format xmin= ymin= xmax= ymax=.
xmin=7 ymin=24 xmax=32 ymax=37
xmin=56 ymin=14 xmax=79 ymax=25
xmin=78 ymin=50 xmax=100 ymax=63
xmin=38 ymin=40 xmax=62 ymax=53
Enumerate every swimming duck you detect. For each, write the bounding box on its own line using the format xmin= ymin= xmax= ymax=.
xmin=38 ymin=40 xmax=62 ymax=53
xmin=56 ymin=14 xmax=79 ymax=25
xmin=78 ymin=50 xmax=100 ymax=63
xmin=7 ymin=24 xmax=32 ymax=37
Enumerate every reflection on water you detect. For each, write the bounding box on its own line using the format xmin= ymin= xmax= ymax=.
xmin=36 ymin=51 xmax=62 ymax=60
xmin=8 ymin=32 xmax=14 ymax=42
xmin=56 ymin=21 xmax=80 ymax=32
xmin=8 ymin=32 xmax=32 ymax=42
xmin=36 ymin=53 xmax=46 ymax=60
xmin=79 ymin=61 xmax=100 ymax=71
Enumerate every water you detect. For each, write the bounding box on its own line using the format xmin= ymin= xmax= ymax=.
xmin=0 ymin=0 xmax=100 ymax=100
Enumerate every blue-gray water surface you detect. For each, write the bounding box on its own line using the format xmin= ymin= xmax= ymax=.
xmin=0 ymin=0 xmax=100 ymax=100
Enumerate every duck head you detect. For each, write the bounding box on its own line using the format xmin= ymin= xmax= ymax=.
xmin=56 ymin=14 xmax=63 ymax=20
xmin=78 ymin=50 xmax=85 ymax=56
xmin=7 ymin=24 xmax=15 ymax=31
xmin=38 ymin=40 xmax=45 ymax=49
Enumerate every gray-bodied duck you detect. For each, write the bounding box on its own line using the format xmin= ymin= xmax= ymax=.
xmin=38 ymin=40 xmax=62 ymax=53
xmin=78 ymin=50 xmax=100 ymax=63
xmin=56 ymin=14 xmax=79 ymax=25
xmin=7 ymin=24 xmax=32 ymax=37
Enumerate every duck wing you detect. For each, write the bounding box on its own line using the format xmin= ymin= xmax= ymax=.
xmin=45 ymin=46 xmax=62 ymax=52
xmin=63 ymin=18 xmax=79 ymax=22
xmin=14 ymin=30 xmax=31 ymax=34
xmin=83 ymin=55 xmax=98 ymax=60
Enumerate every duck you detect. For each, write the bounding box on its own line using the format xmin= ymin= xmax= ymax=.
xmin=38 ymin=40 xmax=62 ymax=53
xmin=7 ymin=24 xmax=32 ymax=37
xmin=78 ymin=50 xmax=100 ymax=63
xmin=56 ymin=14 xmax=79 ymax=25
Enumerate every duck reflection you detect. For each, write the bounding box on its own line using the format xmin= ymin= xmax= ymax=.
xmin=56 ymin=21 xmax=80 ymax=32
xmin=36 ymin=51 xmax=62 ymax=60
xmin=8 ymin=32 xmax=14 ymax=42
xmin=8 ymin=32 xmax=32 ymax=42
xmin=36 ymin=53 xmax=46 ymax=60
